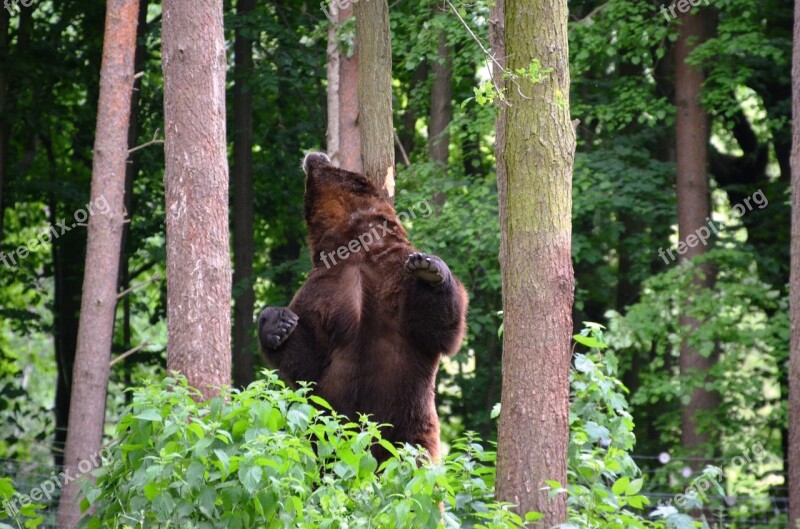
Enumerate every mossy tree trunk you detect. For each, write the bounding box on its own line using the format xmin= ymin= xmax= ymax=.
xmin=493 ymin=0 xmax=576 ymax=524
xmin=354 ymin=0 xmax=394 ymax=202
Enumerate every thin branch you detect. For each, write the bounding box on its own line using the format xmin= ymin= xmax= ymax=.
xmin=128 ymin=129 xmax=164 ymax=154
xmin=110 ymin=340 xmax=151 ymax=367
xmin=130 ymin=259 xmax=159 ymax=281
xmin=574 ymin=3 xmax=608 ymax=24
xmin=445 ymin=0 xmax=528 ymax=104
xmin=394 ymin=130 xmax=411 ymax=167
xmin=117 ymin=273 xmax=160 ymax=300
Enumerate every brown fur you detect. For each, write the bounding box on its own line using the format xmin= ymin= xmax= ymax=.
xmin=258 ymin=153 xmax=468 ymax=461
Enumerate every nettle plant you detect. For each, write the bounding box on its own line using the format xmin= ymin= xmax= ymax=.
xmin=76 ymin=373 xmax=525 ymax=529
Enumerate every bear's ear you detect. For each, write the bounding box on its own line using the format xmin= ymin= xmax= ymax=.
xmin=302 ymin=152 xmax=331 ymax=175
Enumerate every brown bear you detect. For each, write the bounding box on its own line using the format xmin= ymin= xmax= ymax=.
xmin=257 ymin=152 xmax=468 ymax=462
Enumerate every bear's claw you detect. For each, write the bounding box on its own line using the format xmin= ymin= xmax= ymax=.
xmin=405 ymin=252 xmax=449 ymax=286
xmin=259 ymin=308 xmax=299 ymax=349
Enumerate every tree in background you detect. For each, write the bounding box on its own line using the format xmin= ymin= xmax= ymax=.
xmin=493 ymin=0 xmax=576 ymax=523
xmin=354 ymin=0 xmax=394 ymax=200
xmin=789 ymin=0 xmax=800 ymax=523
xmin=326 ymin=4 xmax=361 ymax=173
xmin=428 ymin=2 xmax=451 ymax=167
xmin=674 ymin=5 xmax=718 ymax=464
xmin=162 ymin=0 xmax=231 ymax=399
xmin=232 ymin=0 xmax=256 ymax=389
xmin=56 ymin=0 xmax=140 ymax=526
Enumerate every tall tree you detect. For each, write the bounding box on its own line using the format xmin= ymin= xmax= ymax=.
xmin=493 ymin=0 xmax=575 ymax=523
xmin=428 ymin=4 xmax=452 ymax=166
xmin=675 ymin=5 xmax=717 ymax=462
xmin=232 ymin=0 xmax=256 ymax=389
xmin=0 ymin=6 xmax=7 ymax=241
xmin=56 ymin=0 xmax=140 ymax=526
xmin=354 ymin=0 xmax=394 ymax=201
xmin=788 ymin=0 xmax=800 ymax=524
xmin=326 ymin=4 xmax=362 ymax=173
xmin=162 ymin=0 xmax=231 ymax=399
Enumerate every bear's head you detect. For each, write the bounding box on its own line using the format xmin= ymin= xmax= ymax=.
xmin=301 ymin=152 xmax=406 ymax=264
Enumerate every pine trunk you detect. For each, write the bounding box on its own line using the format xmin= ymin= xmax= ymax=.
xmin=326 ymin=4 xmax=362 ymax=173
xmin=493 ymin=0 xmax=575 ymax=523
xmin=354 ymin=0 xmax=394 ymax=201
xmin=232 ymin=0 xmax=256 ymax=389
xmin=56 ymin=1 xmax=140 ymax=526
xmin=675 ymin=6 xmax=718 ymax=463
xmin=0 ymin=7 xmax=7 ymax=240
xmin=428 ymin=6 xmax=452 ymax=166
xmin=162 ymin=0 xmax=231 ymax=399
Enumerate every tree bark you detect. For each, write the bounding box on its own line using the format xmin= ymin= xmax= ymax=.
xmin=788 ymin=0 xmax=800 ymax=524
xmin=162 ymin=0 xmax=231 ymax=400
xmin=675 ymin=6 xmax=718 ymax=463
xmin=232 ymin=0 xmax=256 ymax=389
xmin=428 ymin=6 xmax=452 ymax=166
xmin=56 ymin=1 xmax=140 ymax=526
xmin=119 ymin=0 xmax=149 ymax=395
xmin=354 ymin=0 xmax=394 ymax=201
xmin=0 ymin=6 xmax=7 ymax=241
xmin=326 ymin=4 xmax=362 ymax=173
xmin=493 ymin=0 xmax=575 ymax=524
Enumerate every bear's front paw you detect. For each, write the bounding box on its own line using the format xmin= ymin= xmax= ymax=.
xmin=405 ymin=253 xmax=450 ymax=286
xmin=258 ymin=307 xmax=299 ymax=349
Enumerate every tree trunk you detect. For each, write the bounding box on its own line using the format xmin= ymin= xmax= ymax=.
xmin=326 ymin=4 xmax=362 ymax=173
xmin=398 ymin=62 xmax=427 ymax=161
xmin=493 ymin=0 xmax=575 ymax=524
xmin=354 ymin=0 xmax=394 ymax=201
xmin=675 ymin=6 xmax=718 ymax=463
xmin=119 ymin=0 xmax=149 ymax=397
xmin=428 ymin=6 xmax=452 ymax=166
xmin=788 ymin=0 xmax=800 ymax=524
xmin=56 ymin=1 xmax=140 ymax=526
xmin=232 ymin=0 xmax=256 ymax=389
xmin=0 ymin=6 xmax=7 ymax=241
xmin=162 ymin=0 xmax=231 ymax=400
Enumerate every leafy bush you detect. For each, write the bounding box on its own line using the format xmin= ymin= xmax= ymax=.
xmin=77 ymin=373 xmax=525 ymax=529
xmin=566 ymin=324 xmax=697 ymax=529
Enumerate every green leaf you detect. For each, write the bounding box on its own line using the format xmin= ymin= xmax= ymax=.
xmin=627 ymin=477 xmax=643 ymax=495
xmin=611 ymin=476 xmax=630 ymax=496
xmin=133 ymin=409 xmax=162 ymax=422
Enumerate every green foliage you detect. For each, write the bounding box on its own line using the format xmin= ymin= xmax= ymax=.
xmin=566 ymin=324 xmax=697 ymax=529
xmin=606 ymin=249 xmax=787 ymax=456
xmin=0 ymin=477 xmax=46 ymax=529
xmin=77 ymin=373 xmax=526 ymax=529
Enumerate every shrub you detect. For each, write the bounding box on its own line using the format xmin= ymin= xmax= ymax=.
xmin=77 ymin=372 xmax=526 ymax=529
